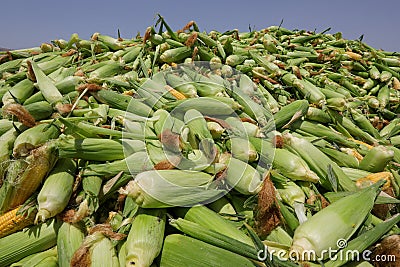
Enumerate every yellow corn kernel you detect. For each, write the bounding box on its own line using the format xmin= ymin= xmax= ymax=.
xmin=0 ymin=206 xmax=35 ymax=238
xmin=356 ymin=172 xmax=392 ymax=190
xmin=165 ymin=85 xmax=187 ymax=100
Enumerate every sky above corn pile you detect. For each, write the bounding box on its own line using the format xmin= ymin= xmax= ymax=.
xmin=0 ymin=0 xmax=399 ymax=52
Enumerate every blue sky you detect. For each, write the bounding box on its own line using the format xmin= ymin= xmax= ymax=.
xmin=1 ymin=0 xmax=399 ymax=52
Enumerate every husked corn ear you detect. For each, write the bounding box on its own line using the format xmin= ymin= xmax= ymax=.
xmin=0 ymin=143 xmax=58 ymax=214
xmin=290 ymin=180 xmax=385 ymax=260
xmin=0 ymin=219 xmax=60 ymax=266
xmin=35 ymin=158 xmax=77 ymax=224
xmin=125 ymin=208 xmax=166 ymax=267
xmin=159 ymin=234 xmax=256 ymax=267
xmin=0 ymin=205 xmax=36 ymax=238
xmin=57 ymin=222 xmax=85 ymax=267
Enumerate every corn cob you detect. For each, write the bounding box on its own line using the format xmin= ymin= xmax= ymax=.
xmin=0 ymin=204 xmax=36 ymax=238
xmin=125 ymin=208 xmax=166 ymax=267
xmin=324 ymin=214 xmax=400 ymax=267
xmin=0 ymin=143 xmax=58 ymax=214
xmin=220 ymin=153 xmax=263 ymax=195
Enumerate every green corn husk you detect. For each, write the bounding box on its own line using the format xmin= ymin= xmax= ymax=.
xmin=57 ymin=222 xmax=85 ymax=267
xmin=290 ymin=119 xmax=357 ymax=148
xmin=358 ymin=145 xmax=394 ymax=172
xmin=175 ymin=205 xmax=253 ymax=245
xmin=83 ymin=151 xmax=153 ymax=177
xmin=159 ymin=234 xmax=256 ymax=267
xmin=275 ymin=179 xmax=307 ymax=223
xmin=35 ymin=158 xmax=76 ymax=223
xmin=324 ymin=214 xmax=400 ymax=267
xmin=125 ymin=208 xmax=166 ymax=267
xmin=0 ymin=127 xmax=19 ymax=165
xmin=283 ymin=133 xmax=356 ymax=191
xmin=71 ymin=231 xmax=120 ymax=267
xmin=163 ymin=97 xmax=242 ymax=117
xmin=13 ymin=123 xmax=60 ymax=158
xmin=273 ymin=99 xmax=309 ymax=129
xmin=0 ymin=219 xmax=60 ymax=266
xmin=29 ymin=60 xmax=63 ymax=105
xmin=290 ymin=180 xmax=385 ymax=260
xmin=160 ymin=46 xmax=192 ymax=63
xmin=220 ymin=154 xmax=263 ymax=195
xmin=0 ymin=119 xmax=16 ymax=135
xmin=2 ymin=79 xmax=35 ymax=106
xmin=92 ymin=89 xmax=153 ymax=117
xmin=119 ymin=170 xmax=223 ymax=208
xmin=349 ymin=108 xmax=381 ymax=139
xmin=273 ymin=148 xmax=320 ymax=183
xmin=226 ymin=137 xmax=258 ymax=162
xmin=24 ymin=101 xmax=53 ymax=121
xmin=319 ymin=146 xmax=360 ymax=168
xmin=57 ymin=136 xmax=125 ymax=161
xmin=10 ymin=247 xmax=58 ymax=267
xmin=170 ymin=218 xmax=259 ymax=260
xmin=340 ymin=167 xmax=372 ymax=181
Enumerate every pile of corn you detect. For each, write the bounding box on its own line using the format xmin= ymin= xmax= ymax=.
xmin=0 ymin=15 xmax=399 ymax=267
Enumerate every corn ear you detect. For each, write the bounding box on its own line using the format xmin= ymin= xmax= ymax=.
xmin=57 ymin=222 xmax=85 ymax=267
xmin=273 ymin=148 xmax=320 ymax=183
xmin=0 ymin=143 xmax=58 ymax=213
xmin=13 ymin=123 xmax=60 ymax=157
xmin=0 ymin=205 xmax=36 ymax=238
xmin=283 ymin=133 xmax=356 ymax=191
xmin=0 ymin=219 xmax=60 ymax=266
xmin=35 ymin=158 xmax=76 ymax=224
xmin=28 ymin=60 xmax=63 ymax=105
xmin=324 ymin=214 xmax=400 ymax=267
xmin=119 ymin=170 xmax=222 ymax=208
xmin=356 ymin=172 xmax=392 ymax=190
xmin=169 ymin=218 xmax=259 ymax=260
xmin=10 ymin=247 xmax=58 ymax=267
xmin=159 ymin=234 xmax=256 ymax=267
xmin=220 ymin=154 xmax=263 ymax=195
xmin=175 ymin=205 xmax=253 ymax=245
xmin=125 ymin=208 xmax=166 ymax=267
xmin=57 ymin=135 xmax=125 ymax=161
xmin=290 ymin=180 xmax=385 ymax=260
xmin=359 ymin=145 xmax=394 ymax=172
